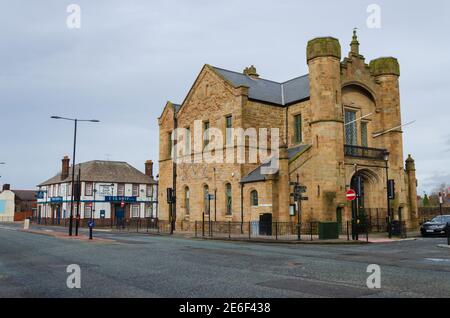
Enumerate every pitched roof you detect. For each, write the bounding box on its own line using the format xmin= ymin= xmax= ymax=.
xmin=241 ymin=145 xmax=311 ymax=184
xmin=212 ymin=66 xmax=310 ymax=106
xmin=12 ymin=190 xmax=36 ymax=201
xmin=38 ymin=161 xmax=156 ymax=186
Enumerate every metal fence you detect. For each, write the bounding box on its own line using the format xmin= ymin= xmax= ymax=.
xmin=31 ymin=217 xmax=407 ymax=241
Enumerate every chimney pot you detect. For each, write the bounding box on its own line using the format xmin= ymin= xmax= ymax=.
xmin=2 ymin=184 xmax=11 ymax=191
xmin=145 ymin=160 xmax=154 ymax=178
xmin=62 ymin=156 xmax=70 ymax=179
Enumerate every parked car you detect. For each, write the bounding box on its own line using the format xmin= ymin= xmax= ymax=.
xmin=420 ymin=215 xmax=450 ymax=237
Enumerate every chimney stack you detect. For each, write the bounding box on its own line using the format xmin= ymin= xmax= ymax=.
xmin=145 ymin=160 xmax=154 ymax=178
xmin=2 ymin=184 xmax=11 ymax=191
xmin=62 ymin=156 xmax=70 ymax=179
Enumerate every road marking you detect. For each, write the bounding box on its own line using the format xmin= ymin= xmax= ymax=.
xmin=425 ymin=258 xmax=450 ymax=263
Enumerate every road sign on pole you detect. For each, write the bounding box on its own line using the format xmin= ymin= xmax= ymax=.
xmin=346 ymin=189 xmax=357 ymax=202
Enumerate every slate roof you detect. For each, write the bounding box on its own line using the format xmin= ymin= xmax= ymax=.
xmin=38 ymin=161 xmax=156 ymax=186
xmin=241 ymin=145 xmax=311 ymax=184
xmin=173 ymin=103 xmax=182 ymax=113
xmin=12 ymin=190 xmax=37 ymax=202
xmin=212 ymin=67 xmax=310 ymax=106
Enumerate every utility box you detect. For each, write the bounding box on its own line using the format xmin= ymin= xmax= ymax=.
xmin=318 ymin=222 xmax=339 ymax=240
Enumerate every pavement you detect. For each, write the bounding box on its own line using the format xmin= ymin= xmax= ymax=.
xmin=0 ymin=222 xmax=450 ymax=298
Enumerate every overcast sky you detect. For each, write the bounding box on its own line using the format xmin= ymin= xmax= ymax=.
xmin=0 ymin=0 xmax=449 ymax=194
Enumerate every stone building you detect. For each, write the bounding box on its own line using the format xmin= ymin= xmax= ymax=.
xmin=37 ymin=157 xmax=158 ymax=225
xmin=158 ymin=31 xmax=419 ymax=228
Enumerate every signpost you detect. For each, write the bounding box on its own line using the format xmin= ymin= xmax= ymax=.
xmin=167 ymin=188 xmax=175 ymax=234
xmin=88 ymin=220 xmax=94 ymax=240
xmin=291 ymin=177 xmax=308 ymax=240
xmin=346 ymin=189 xmax=357 ymax=202
xmin=347 ymin=188 xmax=358 ymax=241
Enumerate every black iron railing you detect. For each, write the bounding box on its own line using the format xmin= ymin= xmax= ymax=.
xmin=344 ymin=145 xmax=386 ymax=160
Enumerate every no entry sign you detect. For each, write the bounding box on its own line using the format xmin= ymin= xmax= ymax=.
xmin=346 ymin=189 xmax=357 ymax=201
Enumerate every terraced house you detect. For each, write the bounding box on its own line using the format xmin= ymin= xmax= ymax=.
xmin=158 ymin=31 xmax=419 ymax=229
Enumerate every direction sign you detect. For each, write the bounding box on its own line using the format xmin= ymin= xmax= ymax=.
xmin=294 ymin=185 xmax=307 ymax=194
xmin=88 ymin=220 xmax=95 ymax=228
xmin=346 ymin=189 xmax=357 ymax=202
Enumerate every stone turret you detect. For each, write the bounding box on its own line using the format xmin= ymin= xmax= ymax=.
xmin=405 ymin=154 xmax=419 ymax=220
xmin=350 ymin=28 xmax=360 ymax=55
xmin=306 ymin=37 xmax=345 ymax=221
xmin=370 ymin=56 xmax=403 ymax=176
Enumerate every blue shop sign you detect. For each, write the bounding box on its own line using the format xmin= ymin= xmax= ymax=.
xmin=50 ymin=197 xmax=63 ymax=203
xmin=105 ymin=196 xmax=137 ymax=203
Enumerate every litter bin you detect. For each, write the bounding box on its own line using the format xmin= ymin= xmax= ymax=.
xmin=318 ymin=222 xmax=339 ymax=240
xmin=390 ymin=221 xmax=402 ymax=236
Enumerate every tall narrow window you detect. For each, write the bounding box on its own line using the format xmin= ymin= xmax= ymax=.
xmin=294 ymin=114 xmax=302 ymax=143
xmin=131 ymin=204 xmax=140 ymax=218
xmin=132 ymin=184 xmax=139 ymax=197
xmin=85 ymin=182 xmax=93 ymax=196
xmin=84 ymin=205 xmax=92 ymax=219
xmin=344 ymin=110 xmax=357 ymax=145
xmin=250 ymin=190 xmax=258 ymax=206
xmin=168 ymin=132 xmax=173 ymax=157
xmin=145 ymin=203 xmax=153 ymax=218
xmin=146 ymin=185 xmax=153 ymax=197
xmin=185 ymin=127 xmax=191 ymax=155
xmin=203 ymin=185 xmax=209 ymax=214
xmin=118 ymin=184 xmax=125 ymax=196
xmin=225 ymin=115 xmax=233 ymax=144
xmin=203 ymin=121 xmax=210 ymax=148
xmin=226 ymin=183 xmax=232 ymax=215
xmin=361 ymin=122 xmax=368 ymax=147
xmin=185 ymin=187 xmax=190 ymax=215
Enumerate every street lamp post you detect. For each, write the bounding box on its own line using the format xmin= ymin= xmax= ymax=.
xmin=383 ymin=151 xmax=392 ymax=239
xmin=51 ymin=116 xmax=100 ymax=236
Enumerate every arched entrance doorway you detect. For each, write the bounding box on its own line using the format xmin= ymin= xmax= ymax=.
xmin=350 ymin=168 xmax=382 ymax=226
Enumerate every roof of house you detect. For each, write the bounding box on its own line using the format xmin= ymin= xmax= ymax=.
xmin=12 ymin=190 xmax=36 ymax=201
xmin=38 ymin=160 xmax=156 ymax=186
xmin=212 ymin=66 xmax=310 ymax=106
xmin=241 ymin=145 xmax=311 ymax=184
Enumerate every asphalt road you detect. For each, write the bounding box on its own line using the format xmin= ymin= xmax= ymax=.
xmin=0 ymin=223 xmax=449 ymax=298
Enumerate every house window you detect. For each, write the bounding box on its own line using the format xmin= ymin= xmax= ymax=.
xmin=146 ymin=185 xmax=153 ymax=197
xmin=250 ymin=190 xmax=258 ymax=206
xmin=185 ymin=127 xmax=191 ymax=155
xmin=85 ymin=182 xmax=93 ymax=196
xmin=118 ymin=184 xmax=125 ymax=196
xmin=225 ymin=115 xmax=232 ymax=144
xmin=294 ymin=114 xmax=302 ymax=144
xmin=203 ymin=121 xmax=210 ymax=148
xmin=84 ymin=205 xmax=93 ymax=219
xmin=168 ymin=132 xmax=173 ymax=158
xmin=132 ymin=184 xmax=139 ymax=197
xmin=361 ymin=122 xmax=368 ymax=147
xmin=203 ymin=185 xmax=209 ymax=214
xmin=344 ymin=110 xmax=357 ymax=145
xmin=131 ymin=204 xmax=140 ymax=218
xmin=185 ymin=187 xmax=190 ymax=215
xmin=145 ymin=204 xmax=153 ymax=218
xmin=225 ymin=183 xmax=232 ymax=215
